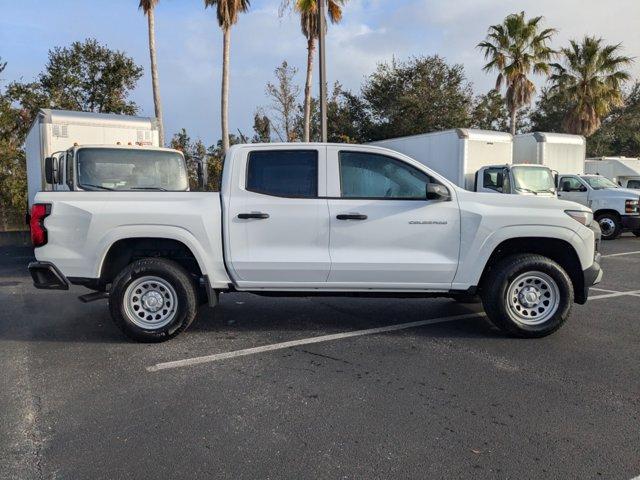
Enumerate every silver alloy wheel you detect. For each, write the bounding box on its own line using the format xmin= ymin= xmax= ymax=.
xmin=123 ymin=276 xmax=178 ymax=330
xmin=506 ymin=271 xmax=560 ymax=326
xmin=598 ymin=217 xmax=616 ymax=237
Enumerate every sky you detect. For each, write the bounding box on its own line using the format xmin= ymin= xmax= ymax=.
xmin=1 ymin=0 xmax=638 ymax=146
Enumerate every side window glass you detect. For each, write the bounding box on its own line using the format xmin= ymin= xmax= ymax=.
xmin=560 ymin=177 xmax=582 ymax=191
xmin=483 ymin=168 xmax=504 ymax=191
xmin=246 ymin=150 xmax=318 ymax=198
xmin=339 ymin=151 xmax=430 ymax=199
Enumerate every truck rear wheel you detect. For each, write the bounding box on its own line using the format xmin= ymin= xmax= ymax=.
xmin=109 ymin=258 xmax=198 ymax=342
xmin=480 ymin=254 xmax=573 ymax=338
xmin=595 ymin=212 xmax=622 ymax=240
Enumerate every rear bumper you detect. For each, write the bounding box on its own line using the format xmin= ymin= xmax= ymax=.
xmin=28 ymin=261 xmax=69 ymax=290
xmin=621 ymin=215 xmax=640 ymax=231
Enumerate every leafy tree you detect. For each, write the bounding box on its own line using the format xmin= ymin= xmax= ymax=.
xmin=361 ymin=56 xmax=473 ymax=140
xmin=252 ymin=110 xmax=271 ymax=142
xmin=549 ymin=36 xmax=632 ymax=137
xmin=587 ymin=82 xmax=640 ymax=156
xmin=528 ymin=87 xmax=571 ymax=132
xmin=280 ymin=0 xmax=345 ymax=142
xmin=38 ymin=38 xmax=142 ymax=114
xmin=471 ymin=89 xmax=510 ymax=132
xmin=139 ymin=0 xmax=165 ymax=145
xmin=478 ymin=12 xmax=556 ymax=134
xmin=204 ymin=0 xmax=251 ymax=153
xmin=266 ymin=61 xmax=300 ymax=141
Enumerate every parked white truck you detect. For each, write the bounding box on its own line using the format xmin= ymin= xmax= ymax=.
xmin=28 ymin=143 xmax=601 ymax=342
xmin=371 ymin=129 xmax=557 ymax=196
xmin=25 ymin=109 xmax=162 ymax=207
xmin=585 ymin=157 xmax=640 ymax=189
xmin=514 ymin=133 xmax=640 ymax=240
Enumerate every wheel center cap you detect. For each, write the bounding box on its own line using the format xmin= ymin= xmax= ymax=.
xmin=519 ymin=287 xmax=540 ymax=307
xmin=142 ymin=291 xmax=164 ymax=312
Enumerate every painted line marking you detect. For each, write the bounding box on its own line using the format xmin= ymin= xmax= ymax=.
xmin=602 ymin=250 xmax=640 ymax=258
xmin=147 ymin=312 xmax=485 ymax=372
xmin=588 ymin=290 xmax=640 ymax=300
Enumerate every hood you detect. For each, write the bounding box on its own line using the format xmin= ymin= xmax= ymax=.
xmin=455 ymin=188 xmax=591 ymax=212
xmin=595 ymin=187 xmax=640 ymax=199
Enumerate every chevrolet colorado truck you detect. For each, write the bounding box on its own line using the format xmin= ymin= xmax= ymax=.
xmin=28 ymin=143 xmax=602 ymax=342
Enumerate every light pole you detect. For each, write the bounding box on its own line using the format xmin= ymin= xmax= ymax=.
xmin=317 ymin=0 xmax=328 ymax=142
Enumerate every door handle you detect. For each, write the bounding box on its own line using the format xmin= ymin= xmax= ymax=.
xmin=336 ymin=213 xmax=367 ymax=220
xmin=238 ymin=212 xmax=269 ymax=219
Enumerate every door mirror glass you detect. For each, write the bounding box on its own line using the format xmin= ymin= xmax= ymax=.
xmin=194 ymin=157 xmax=208 ymax=191
xmin=44 ymin=157 xmax=58 ymax=184
xmin=426 ymin=183 xmax=450 ymax=201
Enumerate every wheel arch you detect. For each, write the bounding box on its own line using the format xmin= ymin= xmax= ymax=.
xmin=478 ymin=237 xmax=585 ymax=303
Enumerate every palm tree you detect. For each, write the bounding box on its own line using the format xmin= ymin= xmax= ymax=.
xmin=478 ymin=12 xmax=556 ymax=135
xmin=281 ymin=0 xmax=344 ymax=142
xmin=549 ymin=36 xmax=632 ymax=137
xmin=139 ymin=0 xmax=165 ymax=146
xmin=205 ymin=0 xmax=251 ymax=153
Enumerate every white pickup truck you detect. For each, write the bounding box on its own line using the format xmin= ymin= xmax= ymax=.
xmin=28 ymin=143 xmax=602 ymax=342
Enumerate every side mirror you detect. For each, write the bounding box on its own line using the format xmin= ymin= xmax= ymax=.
xmin=426 ymin=183 xmax=450 ymax=201
xmin=194 ymin=157 xmax=208 ymax=191
xmin=44 ymin=157 xmax=58 ymax=184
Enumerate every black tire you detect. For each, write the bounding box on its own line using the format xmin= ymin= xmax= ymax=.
xmin=633 ymin=229 xmax=640 ymax=237
xmin=595 ymin=212 xmax=622 ymax=240
xmin=109 ymin=258 xmax=198 ymax=342
xmin=480 ymin=254 xmax=573 ymax=338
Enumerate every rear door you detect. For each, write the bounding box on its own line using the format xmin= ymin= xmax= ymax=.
xmin=225 ymin=146 xmax=330 ymax=287
xmin=326 ymin=147 xmax=460 ymax=288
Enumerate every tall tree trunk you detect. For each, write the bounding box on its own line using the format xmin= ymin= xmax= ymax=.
xmin=147 ymin=8 xmax=164 ymax=146
xmin=510 ymin=106 xmax=517 ymax=136
xmin=303 ymin=36 xmax=316 ymax=143
xmin=221 ymin=27 xmax=231 ymax=153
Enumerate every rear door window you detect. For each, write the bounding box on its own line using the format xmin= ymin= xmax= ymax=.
xmin=246 ymin=150 xmax=318 ymax=198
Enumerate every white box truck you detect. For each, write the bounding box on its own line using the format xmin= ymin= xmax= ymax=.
xmin=585 ymin=157 xmax=640 ymax=189
xmin=514 ymin=132 xmax=640 ymax=239
xmin=370 ymin=129 xmax=557 ymax=196
xmin=513 ymin=132 xmax=586 ymax=174
xmin=25 ymin=109 xmax=161 ymax=207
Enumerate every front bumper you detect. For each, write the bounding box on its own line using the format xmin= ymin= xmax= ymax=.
xmin=28 ymin=261 xmax=69 ymax=290
xmin=621 ymin=215 xmax=640 ymax=231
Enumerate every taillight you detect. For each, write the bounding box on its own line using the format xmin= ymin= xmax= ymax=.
xmin=625 ymin=199 xmax=639 ymax=214
xmin=30 ymin=203 xmax=51 ymax=247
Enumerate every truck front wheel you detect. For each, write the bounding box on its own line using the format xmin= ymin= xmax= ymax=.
xmin=595 ymin=212 xmax=622 ymax=240
xmin=481 ymin=254 xmax=573 ymax=338
xmin=109 ymin=258 xmax=198 ymax=342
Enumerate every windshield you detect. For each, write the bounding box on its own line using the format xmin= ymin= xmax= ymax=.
xmin=582 ymin=176 xmax=618 ymax=190
xmin=511 ymin=166 xmax=556 ymax=194
xmin=76 ymin=148 xmax=188 ymax=191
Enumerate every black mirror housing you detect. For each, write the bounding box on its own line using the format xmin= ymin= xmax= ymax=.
xmin=426 ymin=183 xmax=450 ymax=201
xmin=44 ymin=157 xmax=57 ymax=184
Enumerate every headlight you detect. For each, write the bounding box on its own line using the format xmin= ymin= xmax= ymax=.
xmin=565 ymin=210 xmax=593 ymax=226
xmin=625 ymin=199 xmax=639 ymax=213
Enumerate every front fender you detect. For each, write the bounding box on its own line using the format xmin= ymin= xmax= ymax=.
xmin=452 ymin=224 xmax=586 ymax=289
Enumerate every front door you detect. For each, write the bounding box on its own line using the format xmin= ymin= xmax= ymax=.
xmin=226 ymin=147 xmax=331 ymax=287
xmin=326 ymin=148 xmax=460 ymax=289
xmin=557 ymin=175 xmax=589 ymax=207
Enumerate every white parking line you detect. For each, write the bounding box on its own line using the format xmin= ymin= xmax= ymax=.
xmin=588 ymin=290 xmax=640 ymax=300
xmin=147 ymin=312 xmax=486 ymax=372
xmin=602 ymin=250 xmax=640 ymax=258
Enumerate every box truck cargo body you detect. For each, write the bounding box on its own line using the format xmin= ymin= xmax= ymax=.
xmin=370 ymin=129 xmax=513 ymax=191
xmin=585 ymin=157 xmax=640 ymax=189
xmin=25 ymin=109 xmax=160 ymax=207
xmin=513 ymin=132 xmax=586 ymax=174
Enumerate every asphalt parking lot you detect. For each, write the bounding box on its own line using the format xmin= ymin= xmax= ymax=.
xmin=1 ymin=238 xmax=639 ymax=480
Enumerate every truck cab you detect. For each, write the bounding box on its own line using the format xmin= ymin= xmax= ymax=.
xmin=585 ymin=157 xmax=640 ymax=190
xmin=476 ymin=164 xmax=556 ymax=196
xmin=44 ymin=145 xmax=191 ymax=193
xmin=557 ymin=174 xmax=640 ymax=239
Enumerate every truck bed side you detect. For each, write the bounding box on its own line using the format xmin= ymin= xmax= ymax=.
xmin=33 ymin=191 xmax=231 ymax=288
